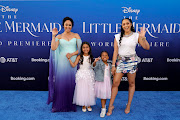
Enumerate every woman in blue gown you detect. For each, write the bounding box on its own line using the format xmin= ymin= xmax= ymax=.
xmin=47 ymin=17 xmax=82 ymax=112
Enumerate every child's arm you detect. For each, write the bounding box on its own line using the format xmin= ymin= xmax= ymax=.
xmin=93 ymin=57 xmax=101 ymax=67
xmin=68 ymin=55 xmax=81 ymax=68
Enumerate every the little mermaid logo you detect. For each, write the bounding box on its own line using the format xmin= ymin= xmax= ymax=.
xmin=0 ymin=5 xmax=18 ymax=14
xmin=122 ymin=7 xmax=140 ymax=15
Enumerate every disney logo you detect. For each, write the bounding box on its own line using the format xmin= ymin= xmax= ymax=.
xmin=0 ymin=5 xmax=18 ymax=14
xmin=122 ymin=7 xmax=140 ymax=15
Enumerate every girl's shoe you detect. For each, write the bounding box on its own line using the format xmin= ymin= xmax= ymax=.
xmin=87 ymin=107 xmax=92 ymax=112
xmin=100 ymin=108 xmax=106 ymax=118
xmin=82 ymin=107 xmax=86 ymax=112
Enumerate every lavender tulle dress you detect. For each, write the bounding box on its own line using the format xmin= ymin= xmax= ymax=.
xmin=47 ymin=38 xmax=82 ymax=112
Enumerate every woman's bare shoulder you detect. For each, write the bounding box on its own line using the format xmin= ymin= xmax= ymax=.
xmin=72 ymin=32 xmax=81 ymax=39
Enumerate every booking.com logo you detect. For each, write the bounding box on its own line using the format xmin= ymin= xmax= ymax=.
xmin=0 ymin=57 xmax=18 ymax=63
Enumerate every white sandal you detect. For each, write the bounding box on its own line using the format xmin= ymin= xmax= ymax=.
xmin=87 ymin=107 xmax=92 ymax=112
xmin=82 ymin=107 xmax=86 ymax=112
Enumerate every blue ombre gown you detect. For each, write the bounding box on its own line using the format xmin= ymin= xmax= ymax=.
xmin=47 ymin=38 xmax=82 ymax=112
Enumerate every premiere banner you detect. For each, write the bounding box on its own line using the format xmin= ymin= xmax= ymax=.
xmin=0 ymin=0 xmax=179 ymax=90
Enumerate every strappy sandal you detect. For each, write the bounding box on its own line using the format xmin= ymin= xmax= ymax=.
xmin=124 ymin=103 xmax=131 ymax=114
xmin=106 ymin=106 xmax=114 ymax=116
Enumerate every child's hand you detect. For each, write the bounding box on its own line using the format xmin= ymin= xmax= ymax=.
xmin=94 ymin=57 xmax=100 ymax=63
xmin=66 ymin=53 xmax=72 ymax=59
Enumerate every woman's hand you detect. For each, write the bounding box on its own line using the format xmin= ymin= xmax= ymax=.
xmin=52 ymin=28 xmax=58 ymax=37
xmin=138 ymin=27 xmax=146 ymax=38
xmin=51 ymin=28 xmax=59 ymax=51
xmin=138 ymin=27 xmax=150 ymax=50
xmin=66 ymin=53 xmax=72 ymax=59
xmin=111 ymin=67 xmax=116 ymax=76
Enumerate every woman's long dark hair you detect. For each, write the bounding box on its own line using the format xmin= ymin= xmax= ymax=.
xmin=119 ymin=18 xmax=135 ymax=45
xmin=79 ymin=42 xmax=94 ymax=64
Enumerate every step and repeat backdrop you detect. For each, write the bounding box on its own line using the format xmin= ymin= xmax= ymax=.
xmin=0 ymin=0 xmax=179 ymax=90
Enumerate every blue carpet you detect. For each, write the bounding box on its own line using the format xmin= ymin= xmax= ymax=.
xmin=0 ymin=91 xmax=179 ymax=120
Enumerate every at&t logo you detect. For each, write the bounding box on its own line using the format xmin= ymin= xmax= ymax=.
xmin=0 ymin=57 xmax=18 ymax=63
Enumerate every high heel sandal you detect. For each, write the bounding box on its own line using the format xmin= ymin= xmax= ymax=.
xmin=51 ymin=108 xmax=56 ymax=113
xmin=106 ymin=106 xmax=114 ymax=116
xmin=124 ymin=103 xmax=131 ymax=114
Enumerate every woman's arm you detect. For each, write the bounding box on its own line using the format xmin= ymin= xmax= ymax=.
xmin=51 ymin=28 xmax=60 ymax=51
xmin=68 ymin=55 xmax=81 ymax=68
xmin=111 ymin=38 xmax=118 ymax=76
xmin=138 ymin=27 xmax=150 ymax=50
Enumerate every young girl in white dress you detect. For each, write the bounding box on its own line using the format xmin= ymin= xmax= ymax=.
xmin=68 ymin=42 xmax=96 ymax=112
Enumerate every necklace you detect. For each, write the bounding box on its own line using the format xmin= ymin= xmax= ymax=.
xmin=123 ymin=32 xmax=133 ymax=37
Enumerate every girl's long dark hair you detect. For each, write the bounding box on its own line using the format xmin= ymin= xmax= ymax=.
xmin=119 ymin=18 xmax=135 ymax=45
xmin=79 ymin=42 xmax=94 ymax=64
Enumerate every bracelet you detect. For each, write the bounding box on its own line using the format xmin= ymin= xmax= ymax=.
xmin=141 ymin=37 xmax=146 ymax=41
xmin=112 ymin=65 xmax=115 ymax=67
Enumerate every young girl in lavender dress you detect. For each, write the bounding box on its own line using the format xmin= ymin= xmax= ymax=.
xmin=68 ymin=42 xmax=96 ymax=112
xmin=92 ymin=51 xmax=112 ymax=117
